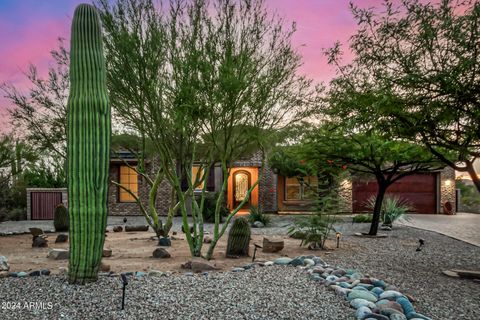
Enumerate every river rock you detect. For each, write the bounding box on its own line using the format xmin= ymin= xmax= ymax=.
xmin=405 ymin=312 xmax=431 ymax=320
xmin=0 ymin=256 xmax=9 ymax=271
xmin=380 ymin=290 xmax=404 ymax=300
xmin=389 ymin=314 xmax=407 ymax=320
xmin=348 ymin=290 xmax=378 ymax=303
xmin=152 ymin=248 xmax=171 ymax=259
xmin=273 ymin=257 xmax=292 ymax=265
xmin=304 ymin=258 xmax=315 ymax=267
xmin=350 ymin=298 xmax=376 ymax=309
xmin=17 ymin=271 xmax=28 ymax=278
xmin=371 ymin=287 xmax=384 ymax=297
xmin=396 ymin=297 xmax=415 ymax=316
xmin=289 ymin=257 xmax=304 ymax=267
xmin=47 ymin=249 xmax=69 ymax=260
xmin=355 ymin=306 xmax=372 ymax=320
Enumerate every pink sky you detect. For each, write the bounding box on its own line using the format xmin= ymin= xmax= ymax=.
xmin=0 ymin=0 xmax=395 ymax=130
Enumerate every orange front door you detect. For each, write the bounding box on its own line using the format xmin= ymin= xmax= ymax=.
xmin=227 ymin=167 xmax=259 ymax=212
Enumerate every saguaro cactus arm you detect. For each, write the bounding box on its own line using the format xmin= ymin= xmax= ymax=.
xmin=67 ymin=3 xmax=110 ymax=284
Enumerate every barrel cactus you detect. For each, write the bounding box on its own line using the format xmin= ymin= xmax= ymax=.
xmin=67 ymin=4 xmax=110 ymax=284
xmin=54 ymin=203 xmax=69 ymax=232
xmin=226 ymin=217 xmax=251 ymax=257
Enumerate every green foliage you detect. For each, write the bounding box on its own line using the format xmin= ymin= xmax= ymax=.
xmin=0 ymin=208 xmax=26 ymax=222
xmin=352 ymin=214 xmax=373 ymax=223
xmin=201 ymin=193 xmax=229 ymax=223
xmin=288 ymin=213 xmax=338 ymax=250
xmin=67 ymin=4 xmax=110 ymax=284
xmin=366 ymin=195 xmax=411 ymax=227
xmin=54 ymin=203 xmax=69 ymax=232
xmin=226 ymin=217 xmax=251 ymax=257
xmin=456 ymin=180 xmax=480 ymax=213
xmin=247 ymin=206 xmax=270 ymax=226
xmin=269 ymin=146 xmax=315 ymax=178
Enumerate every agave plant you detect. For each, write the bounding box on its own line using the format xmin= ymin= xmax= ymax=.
xmin=365 ymin=195 xmax=411 ymax=227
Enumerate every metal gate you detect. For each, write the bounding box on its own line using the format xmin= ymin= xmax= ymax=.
xmin=31 ymin=192 xmax=63 ymax=220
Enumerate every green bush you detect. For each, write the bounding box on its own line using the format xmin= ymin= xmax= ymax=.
xmin=352 ymin=214 xmax=373 ymax=223
xmin=288 ymin=213 xmax=338 ymax=249
xmin=201 ymin=193 xmax=229 ymax=223
xmin=247 ymin=206 xmax=270 ymax=226
xmin=54 ymin=203 xmax=69 ymax=232
xmin=7 ymin=208 xmax=26 ymax=221
xmin=226 ymin=217 xmax=251 ymax=257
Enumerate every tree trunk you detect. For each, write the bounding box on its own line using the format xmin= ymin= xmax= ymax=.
xmin=368 ymin=183 xmax=388 ymax=236
xmin=67 ymin=4 xmax=110 ymax=284
xmin=466 ymin=162 xmax=480 ymax=193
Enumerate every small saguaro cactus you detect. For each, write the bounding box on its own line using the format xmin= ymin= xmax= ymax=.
xmin=226 ymin=217 xmax=251 ymax=257
xmin=54 ymin=203 xmax=69 ymax=232
xmin=67 ymin=3 xmax=110 ymax=284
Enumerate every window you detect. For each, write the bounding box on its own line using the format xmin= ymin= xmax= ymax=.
xmin=192 ymin=166 xmax=205 ymax=190
xmin=285 ymin=176 xmax=318 ymax=201
xmin=119 ymin=166 xmax=138 ymax=202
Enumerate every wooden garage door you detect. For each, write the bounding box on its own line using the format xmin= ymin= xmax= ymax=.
xmin=31 ymin=192 xmax=63 ymax=220
xmin=352 ymin=173 xmax=437 ymax=214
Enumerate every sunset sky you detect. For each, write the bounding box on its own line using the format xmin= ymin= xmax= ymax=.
xmin=0 ymin=0 xmax=391 ymax=129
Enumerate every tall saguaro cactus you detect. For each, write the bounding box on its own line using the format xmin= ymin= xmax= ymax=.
xmin=67 ymin=3 xmax=110 ymax=284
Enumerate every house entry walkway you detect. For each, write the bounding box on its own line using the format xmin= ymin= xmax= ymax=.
xmin=398 ymin=212 xmax=480 ymax=247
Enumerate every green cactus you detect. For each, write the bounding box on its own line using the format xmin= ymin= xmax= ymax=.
xmin=54 ymin=203 xmax=69 ymax=232
xmin=226 ymin=217 xmax=251 ymax=257
xmin=67 ymin=3 xmax=110 ymax=284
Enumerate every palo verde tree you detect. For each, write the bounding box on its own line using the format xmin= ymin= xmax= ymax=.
xmin=303 ymin=126 xmax=443 ymax=235
xmin=67 ymin=4 xmax=111 ymax=284
xmin=96 ymin=0 xmax=319 ymax=259
xmin=328 ymin=0 xmax=480 ymax=191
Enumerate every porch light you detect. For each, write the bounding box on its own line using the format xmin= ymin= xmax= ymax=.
xmin=444 ymin=179 xmax=452 ymax=186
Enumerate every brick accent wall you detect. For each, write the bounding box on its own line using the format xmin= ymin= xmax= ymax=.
xmin=258 ymin=166 xmax=277 ymax=213
xmin=108 ymin=160 xmax=172 ymax=216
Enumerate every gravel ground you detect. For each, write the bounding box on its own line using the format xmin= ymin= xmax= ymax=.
xmin=0 ymin=222 xmax=479 ymax=320
xmin=328 ymin=223 xmax=480 ymax=320
xmin=0 ymin=267 xmax=351 ymax=320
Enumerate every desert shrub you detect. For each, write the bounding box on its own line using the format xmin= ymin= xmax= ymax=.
xmin=288 ymin=213 xmax=338 ymax=249
xmin=365 ymin=195 xmax=411 ymax=227
xmin=352 ymin=214 xmax=373 ymax=223
xmin=7 ymin=208 xmax=27 ymax=221
xmin=456 ymin=180 xmax=480 ymax=213
xmin=247 ymin=206 xmax=270 ymax=226
xmin=201 ymin=192 xmax=229 ymax=223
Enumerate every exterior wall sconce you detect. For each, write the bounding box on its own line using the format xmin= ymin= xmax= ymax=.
xmin=444 ymin=179 xmax=452 ymax=186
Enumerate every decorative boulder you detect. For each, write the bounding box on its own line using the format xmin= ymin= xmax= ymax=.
xmin=348 ymin=290 xmax=378 ymax=303
xmin=55 ymin=234 xmax=69 ymax=243
xmin=47 ymin=249 xmax=69 ymax=260
xmin=99 ymin=262 xmax=111 ymax=272
xmin=32 ymin=236 xmax=48 ymax=248
xmin=262 ymin=237 xmax=284 ymax=253
xmin=158 ymin=237 xmax=171 ymax=247
xmin=125 ymin=225 xmax=149 ymax=232
xmin=152 ymin=248 xmax=171 ymax=259
xmin=181 ymin=259 xmax=218 ymax=272
xmin=252 ymin=221 xmax=265 ymax=228
xmin=102 ymin=249 xmax=112 ymax=257
xmin=29 ymin=228 xmax=44 ymax=237
xmin=273 ymin=257 xmax=292 ymax=265
xmin=0 ymin=256 xmax=9 ymax=271
xmin=113 ymin=226 xmax=123 ymax=232
xmin=203 ymin=236 xmax=212 ymax=244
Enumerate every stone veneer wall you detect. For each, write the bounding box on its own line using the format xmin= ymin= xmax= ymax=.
xmin=439 ymin=166 xmax=456 ymax=214
xmin=108 ymin=160 xmax=172 ymax=216
xmin=338 ymin=179 xmax=353 ymax=213
xmin=258 ymin=166 xmax=278 ymax=213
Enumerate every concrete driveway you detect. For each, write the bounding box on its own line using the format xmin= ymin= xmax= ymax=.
xmin=398 ymin=212 xmax=480 ymax=247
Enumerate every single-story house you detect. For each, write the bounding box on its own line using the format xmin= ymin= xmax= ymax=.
xmin=26 ymin=151 xmax=456 ymax=220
